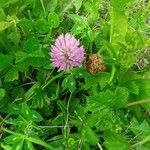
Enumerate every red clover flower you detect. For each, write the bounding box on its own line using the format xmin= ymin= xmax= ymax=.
xmin=50 ymin=33 xmax=85 ymax=71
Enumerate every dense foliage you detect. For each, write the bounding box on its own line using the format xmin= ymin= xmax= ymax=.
xmin=0 ymin=0 xmax=150 ymax=149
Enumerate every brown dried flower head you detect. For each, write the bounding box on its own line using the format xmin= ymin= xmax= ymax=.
xmin=86 ymin=53 xmax=106 ymax=73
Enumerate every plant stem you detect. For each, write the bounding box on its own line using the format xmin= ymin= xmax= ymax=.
xmin=40 ymin=0 xmax=46 ymax=18
xmin=64 ymin=93 xmax=72 ymax=149
xmin=126 ymin=99 xmax=150 ymax=107
xmin=97 ymin=143 xmax=103 ymax=150
xmin=42 ymin=71 xmax=65 ymax=89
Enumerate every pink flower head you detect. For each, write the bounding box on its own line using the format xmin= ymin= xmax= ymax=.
xmin=50 ymin=33 xmax=85 ymax=71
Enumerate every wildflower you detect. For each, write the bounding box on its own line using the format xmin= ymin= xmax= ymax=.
xmin=86 ymin=53 xmax=106 ymax=73
xmin=50 ymin=33 xmax=85 ymax=71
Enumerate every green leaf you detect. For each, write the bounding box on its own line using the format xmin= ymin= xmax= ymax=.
xmin=21 ymin=103 xmax=43 ymax=122
xmin=23 ymin=140 xmax=34 ymax=150
xmin=12 ymin=138 xmax=24 ymax=150
xmin=62 ymin=75 xmax=76 ymax=93
xmin=0 ymin=21 xmax=11 ymax=32
xmin=4 ymin=68 xmax=19 ymax=82
xmin=4 ymin=135 xmax=19 ymax=144
xmin=8 ymin=103 xmax=21 ymax=115
xmin=82 ymin=124 xmax=98 ymax=145
xmin=110 ymin=0 xmax=128 ymax=43
xmin=24 ymin=82 xmax=40 ymax=100
xmin=48 ymin=12 xmax=60 ymax=28
xmin=21 ymin=103 xmax=31 ymax=121
xmin=69 ymin=14 xmax=86 ymax=23
xmin=26 ymin=57 xmax=50 ymax=68
xmin=130 ymin=118 xmax=150 ymax=136
xmin=85 ymin=26 xmax=95 ymax=42
xmin=0 ymin=143 xmax=11 ymax=150
xmin=71 ymin=22 xmax=86 ymax=35
xmin=87 ymin=107 xmax=121 ymax=130
xmin=84 ymin=73 xmax=110 ymax=95
xmin=135 ymin=79 xmax=150 ymax=103
xmin=4 ymin=134 xmax=24 ymax=150
xmin=47 ymin=0 xmax=58 ymax=12
xmin=0 ymin=88 xmax=5 ymax=101
xmin=18 ymin=19 xmax=33 ymax=35
xmin=31 ymin=110 xmax=43 ymax=122
xmin=15 ymin=51 xmax=29 ymax=64
xmin=125 ymin=81 xmax=139 ymax=95
xmin=23 ymin=36 xmax=40 ymax=53
xmin=84 ymin=0 xmax=99 ymax=25
xmin=0 ymin=8 xmax=6 ymax=21
xmin=26 ymin=136 xmax=54 ymax=150
xmin=114 ymin=87 xmax=129 ymax=107
xmin=8 ymin=31 xmax=20 ymax=46
xmin=31 ymin=88 xmax=50 ymax=109
xmin=0 ymin=0 xmax=18 ymax=8
xmin=73 ymin=0 xmax=83 ymax=12
xmin=34 ymin=19 xmax=50 ymax=33
xmin=104 ymin=131 xmax=129 ymax=150
xmin=69 ymin=14 xmax=87 ymax=35
xmin=87 ymin=87 xmax=129 ymax=109
xmin=0 ymin=54 xmax=13 ymax=71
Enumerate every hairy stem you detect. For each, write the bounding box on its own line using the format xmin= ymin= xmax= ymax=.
xmin=42 ymin=71 xmax=65 ymax=89
xmin=64 ymin=93 xmax=72 ymax=149
xmin=126 ymin=99 xmax=150 ymax=107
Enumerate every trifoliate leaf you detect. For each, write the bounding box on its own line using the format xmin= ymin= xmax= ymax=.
xmin=48 ymin=12 xmax=60 ymax=28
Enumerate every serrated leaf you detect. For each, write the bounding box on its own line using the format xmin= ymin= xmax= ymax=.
xmin=87 ymin=107 xmax=121 ymax=130
xmin=4 ymin=68 xmax=19 ymax=82
xmin=130 ymin=118 xmax=150 ymax=136
xmin=25 ymin=57 xmax=49 ymax=68
xmin=24 ymin=36 xmax=40 ymax=53
xmin=88 ymin=87 xmax=129 ymax=109
xmin=85 ymin=73 xmax=110 ymax=89
xmin=126 ymin=81 xmax=139 ymax=95
xmin=8 ymin=31 xmax=20 ymax=46
xmin=15 ymin=51 xmax=29 ymax=64
xmin=82 ymin=124 xmax=98 ymax=145
xmin=135 ymin=79 xmax=150 ymax=100
xmin=104 ymin=131 xmax=129 ymax=150
xmin=34 ymin=19 xmax=50 ymax=33
xmin=18 ymin=19 xmax=33 ymax=35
